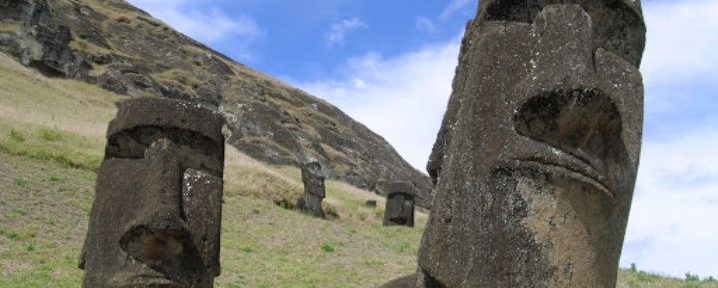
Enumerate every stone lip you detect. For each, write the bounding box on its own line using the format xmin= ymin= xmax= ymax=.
xmin=0 ymin=0 xmax=435 ymax=208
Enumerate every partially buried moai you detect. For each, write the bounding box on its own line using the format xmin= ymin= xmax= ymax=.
xmin=383 ymin=182 xmax=415 ymax=227
xmin=80 ymin=98 xmax=225 ymax=288
xmin=416 ymin=0 xmax=647 ymax=287
xmin=297 ymin=160 xmax=326 ymax=218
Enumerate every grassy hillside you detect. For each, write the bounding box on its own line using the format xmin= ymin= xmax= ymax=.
xmin=0 ymin=52 xmax=426 ymax=287
xmin=0 ymin=52 xmax=716 ymax=287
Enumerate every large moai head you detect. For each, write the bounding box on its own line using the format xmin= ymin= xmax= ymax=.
xmin=80 ymin=98 xmax=225 ymax=288
xmin=297 ymin=160 xmax=326 ymax=218
xmin=383 ymin=182 xmax=416 ymax=227
xmin=418 ymin=0 xmax=646 ymax=287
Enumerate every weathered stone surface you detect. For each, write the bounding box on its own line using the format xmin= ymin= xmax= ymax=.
xmin=296 ymin=160 xmax=326 ymax=218
xmin=415 ymin=1 xmax=646 ymax=287
xmin=0 ymin=0 xmax=435 ymax=208
xmin=80 ymin=97 xmax=225 ymax=288
xmin=383 ymin=182 xmax=415 ymax=227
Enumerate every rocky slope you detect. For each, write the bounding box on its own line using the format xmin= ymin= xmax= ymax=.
xmin=0 ymin=0 xmax=434 ymax=206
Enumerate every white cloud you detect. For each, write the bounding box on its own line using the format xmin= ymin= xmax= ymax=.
xmin=126 ymin=0 xmax=263 ymax=59
xmin=325 ymin=18 xmax=367 ymax=45
xmin=295 ymin=40 xmax=461 ymax=170
xmin=641 ymin=0 xmax=718 ymax=85
xmin=639 ymin=0 xmax=718 ymax=119
xmin=416 ymin=16 xmax=438 ymax=33
xmin=621 ymin=124 xmax=718 ymax=278
xmin=440 ymin=0 xmax=474 ymax=20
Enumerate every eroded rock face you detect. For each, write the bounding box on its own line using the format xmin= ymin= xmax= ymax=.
xmin=417 ymin=1 xmax=646 ymax=287
xmin=0 ymin=0 xmax=91 ymax=77
xmin=383 ymin=182 xmax=415 ymax=227
xmin=80 ymin=98 xmax=225 ymax=288
xmin=297 ymin=160 xmax=326 ymax=218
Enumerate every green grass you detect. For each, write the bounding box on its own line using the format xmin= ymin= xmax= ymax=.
xmin=0 ymin=123 xmax=103 ymax=171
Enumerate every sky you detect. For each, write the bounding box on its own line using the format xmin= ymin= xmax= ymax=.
xmin=127 ymin=0 xmax=718 ymax=279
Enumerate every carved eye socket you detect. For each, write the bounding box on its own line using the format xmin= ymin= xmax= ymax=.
xmin=481 ymin=0 xmax=646 ymax=67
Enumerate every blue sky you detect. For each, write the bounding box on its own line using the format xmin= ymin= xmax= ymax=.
xmin=128 ymin=0 xmax=718 ymax=279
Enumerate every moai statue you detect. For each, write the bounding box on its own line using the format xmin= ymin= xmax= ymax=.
xmin=383 ymin=182 xmax=415 ymax=227
xmin=80 ymin=97 xmax=226 ymax=288
xmin=296 ymin=160 xmax=326 ymax=218
xmin=414 ymin=0 xmax=647 ymax=287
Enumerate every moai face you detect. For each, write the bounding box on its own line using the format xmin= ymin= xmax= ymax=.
xmin=383 ymin=182 xmax=416 ymax=227
xmin=80 ymin=98 xmax=225 ymax=288
xmin=302 ymin=161 xmax=325 ymax=198
xmin=297 ymin=160 xmax=326 ymax=218
xmin=418 ymin=1 xmax=645 ymax=287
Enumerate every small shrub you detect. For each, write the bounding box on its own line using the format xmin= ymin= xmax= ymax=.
xmin=686 ymin=272 xmax=700 ymax=282
xmin=9 ymin=129 xmax=26 ymax=142
xmin=49 ymin=175 xmax=62 ymax=181
xmin=7 ymin=231 xmax=20 ymax=241
xmin=11 ymin=207 xmax=28 ymax=216
xmin=630 ymin=263 xmax=637 ymax=273
xmin=240 ymin=246 xmax=254 ymax=253
xmin=13 ymin=177 xmax=27 ymax=187
xmin=38 ymin=128 xmax=63 ymax=142
xmin=274 ymin=199 xmax=294 ymax=210
xmin=394 ymin=241 xmax=411 ymax=253
xmin=321 ymin=242 xmax=335 ymax=253
xmin=26 ymin=244 xmax=35 ymax=252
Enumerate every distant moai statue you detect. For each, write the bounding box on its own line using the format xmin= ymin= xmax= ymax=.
xmin=80 ymin=98 xmax=225 ymax=288
xmin=382 ymin=182 xmax=415 ymax=227
xmin=296 ymin=160 xmax=326 ymax=218
xmin=412 ymin=0 xmax=647 ymax=287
